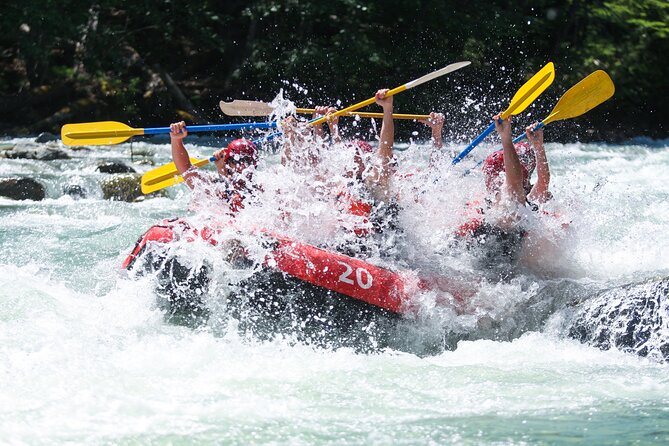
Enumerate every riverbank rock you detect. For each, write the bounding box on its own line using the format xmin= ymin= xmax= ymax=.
xmin=96 ymin=162 xmax=136 ymax=174
xmin=0 ymin=177 xmax=46 ymax=200
xmin=0 ymin=144 xmax=69 ymax=160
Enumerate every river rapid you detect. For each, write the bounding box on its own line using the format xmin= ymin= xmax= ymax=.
xmin=1 ymin=132 xmax=668 ymax=445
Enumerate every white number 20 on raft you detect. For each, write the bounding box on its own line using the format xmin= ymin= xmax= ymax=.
xmin=337 ymin=261 xmax=373 ymax=289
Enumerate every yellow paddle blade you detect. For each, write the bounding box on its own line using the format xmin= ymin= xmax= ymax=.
xmin=543 ymin=70 xmax=615 ymax=125
xmin=61 ymin=121 xmax=144 ymax=146
xmin=141 ymin=157 xmax=211 ymax=194
xmin=219 ymin=100 xmax=429 ymax=120
xmin=141 ymin=170 xmax=186 ymax=194
xmin=501 ymin=62 xmax=555 ymax=119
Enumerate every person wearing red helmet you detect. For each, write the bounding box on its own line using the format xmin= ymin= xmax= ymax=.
xmin=480 ymin=123 xmax=550 ymax=202
xmin=336 ymin=88 xmax=402 ymax=256
xmin=453 ymin=114 xmax=540 ymax=278
xmin=170 ymin=120 xmax=259 ymax=215
xmin=455 ymin=114 xmax=560 ymax=279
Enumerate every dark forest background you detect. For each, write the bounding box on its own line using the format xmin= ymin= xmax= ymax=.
xmin=1 ymin=0 xmax=667 ymax=142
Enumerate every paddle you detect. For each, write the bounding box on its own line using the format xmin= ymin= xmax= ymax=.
xmin=451 ymin=62 xmax=555 ymax=165
xmin=310 ymin=61 xmax=470 ymax=127
xmin=511 ymin=70 xmax=615 ymax=143
xmin=141 ymin=61 xmax=471 ymax=194
xmin=219 ymin=100 xmax=431 ymax=120
xmin=61 ymin=120 xmax=277 ymax=146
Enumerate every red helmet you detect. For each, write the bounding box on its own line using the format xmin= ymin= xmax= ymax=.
xmin=222 ymin=138 xmax=258 ymax=166
xmin=353 ymin=139 xmax=373 ymax=154
xmin=482 ymin=150 xmax=529 ymax=192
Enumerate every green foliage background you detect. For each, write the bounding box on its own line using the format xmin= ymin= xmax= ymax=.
xmin=1 ymin=0 xmax=667 ymax=140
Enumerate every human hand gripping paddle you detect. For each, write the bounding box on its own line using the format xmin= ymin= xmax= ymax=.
xmin=60 ymin=120 xmax=277 ymax=146
xmin=511 ymin=70 xmax=615 ymax=144
xmin=451 ymin=62 xmax=555 ymax=165
xmin=219 ymin=99 xmax=431 ymax=121
xmin=141 ymin=61 xmax=471 ymax=194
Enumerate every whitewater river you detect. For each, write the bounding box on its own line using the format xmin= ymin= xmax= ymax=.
xmin=1 ymin=134 xmax=668 ymax=445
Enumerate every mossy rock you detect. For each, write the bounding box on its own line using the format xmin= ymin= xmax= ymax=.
xmin=100 ymin=173 xmax=143 ymax=201
xmin=100 ymin=173 xmax=165 ymax=201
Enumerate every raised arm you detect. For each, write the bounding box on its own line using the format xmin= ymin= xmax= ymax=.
xmin=324 ymin=106 xmax=341 ymax=144
xmin=280 ymin=116 xmax=298 ymax=166
xmin=425 ymin=112 xmax=445 ymax=167
xmin=371 ymin=88 xmax=395 ymax=199
xmin=170 ymin=121 xmax=200 ymax=189
xmin=312 ymin=106 xmax=328 ymax=140
xmin=493 ymin=114 xmax=525 ymax=205
xmin=525 ymin=122 xmax=552 ymax=203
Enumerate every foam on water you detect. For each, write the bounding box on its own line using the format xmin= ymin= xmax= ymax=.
xmin=2 ymin=264 xmax=667 ymax=444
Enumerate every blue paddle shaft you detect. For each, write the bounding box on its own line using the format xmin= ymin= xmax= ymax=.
xmin=143 ymin=122 xmax=277 ymax=135
xmin=512 ymin=121 xmax=545 ymax=143
xmin=451 ymin=122 xmax=496 ymax=165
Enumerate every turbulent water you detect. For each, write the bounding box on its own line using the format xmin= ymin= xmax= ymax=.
xmin=1 ymin=132 xmax=669 ymax=445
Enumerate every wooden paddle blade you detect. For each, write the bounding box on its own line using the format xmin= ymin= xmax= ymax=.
xmin=221 ymin=100 xmax=430 ymax=120
xmin=140 ymin=157 xmax=212 ymax=194
xmin=219 ymin=100 xmax=275 ymax=116
xmin=543 ymin=70 xmax=615 ymax=125
xmin=61 ymin=121 xmax=143 ymax=146
xmin=502 ymin=62 xmax=555 ymax=119
xmin=404 ymin=61 xmax=471 ymax=89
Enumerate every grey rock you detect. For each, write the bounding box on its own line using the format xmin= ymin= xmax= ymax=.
xmin=0 ymin=145 xmax=70 ymax=160
xmin=568 ymin=277 xmax=669 ymax=362
xmin=63 ymin=184 xmax=87 ymax=199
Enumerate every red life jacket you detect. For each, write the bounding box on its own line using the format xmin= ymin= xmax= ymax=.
xmin=455 ymin=200 xmax=484 ymax=237
xmin=336 ymin=190 xmax=373 ymax=237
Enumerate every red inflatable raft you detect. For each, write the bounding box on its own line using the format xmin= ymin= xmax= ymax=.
xmin=123 ymin=218 xmax=474 ymax=317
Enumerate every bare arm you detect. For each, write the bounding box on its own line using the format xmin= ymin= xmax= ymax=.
xmin=170 ymin=121 xmax=199 ymax=188
xmin=425 ymin=112 xmax=445 ymax=167
xmin=280 ymin=116 xmax=298 ymax=166
xmin=325 ymin=106 xmax=341 ymax=144
xmin=370 ymin=88 xmax=395 ymax=200
xmin=526 ymin=123 xmax=551 ymax=203
xmin=493 ymin=114 xmax=526 ymax=205
xmin=312 ymin=106 xmax=328 ymax=140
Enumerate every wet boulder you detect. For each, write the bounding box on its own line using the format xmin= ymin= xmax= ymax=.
xmin=100 ymin=173 xmax=143 ymax=201
xmin=96 ymin=162 xmax=136 ymax=174
xmin=63 ymin=184 xmax=87 ymax=199
xmin=0 ymin=177 xmax=46 ymax=200
xmin=34 ymin=132 xmax=59 ymax=143
xmin=568 ymin=277 xmax=669 ymax=362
